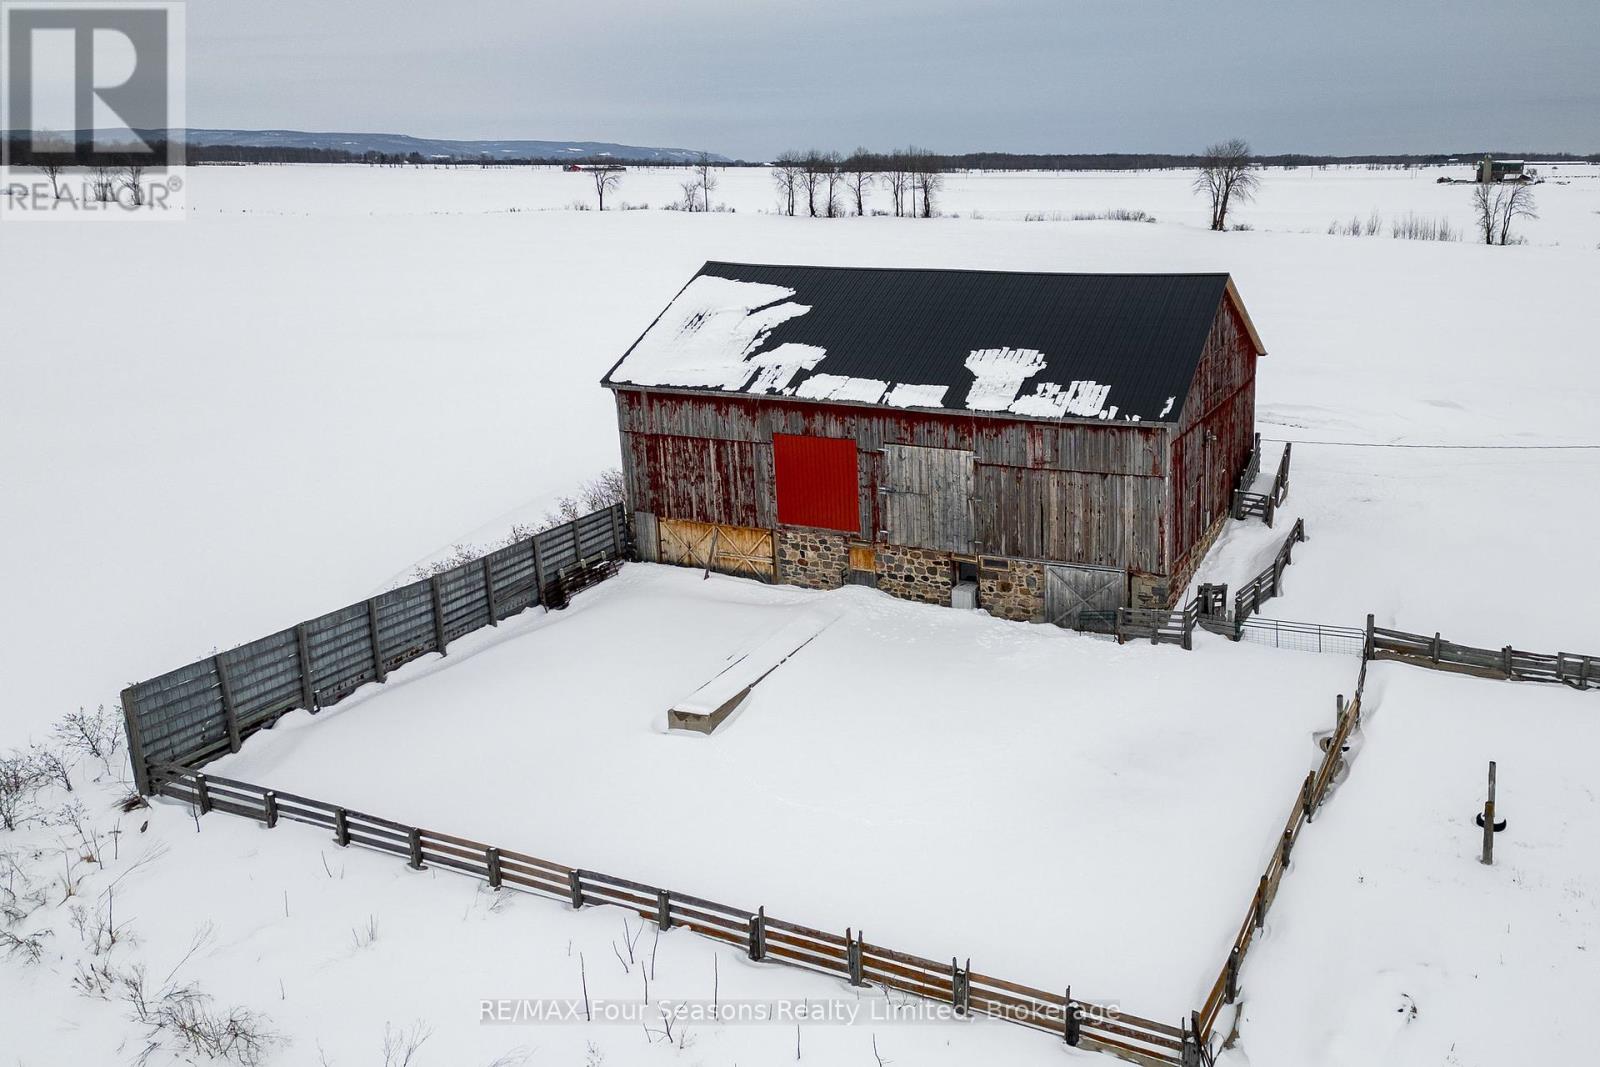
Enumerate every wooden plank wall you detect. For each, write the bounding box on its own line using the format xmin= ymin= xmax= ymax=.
xmin=1169 ymin=302 xmax=1259 ymax=578
xmin=616 ymin=391 xmax=1172 ymax=575
xmin=120 ymin=504 xmax=631 ymax=794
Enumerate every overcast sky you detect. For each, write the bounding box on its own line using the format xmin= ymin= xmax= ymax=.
xmin=188 ymin=0 xmax=1599 ymax=158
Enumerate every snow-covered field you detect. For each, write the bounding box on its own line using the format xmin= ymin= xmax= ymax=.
xmin=209 ymin=563 xmax=1355 ymax=1021
xmin=1241 ymin=664 xmax=1600 ymax=1067
xmin=3 ymin=163 xmax=1598 ymax=1066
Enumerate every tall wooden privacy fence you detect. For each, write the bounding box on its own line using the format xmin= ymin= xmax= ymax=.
xmin=146 ymin=761 xmax=1191 ymax=1067
xmin=1196 ymin=654 xmax=1371 ymax=1046
xmin=121 ymin=504 xmax=631 ymax=794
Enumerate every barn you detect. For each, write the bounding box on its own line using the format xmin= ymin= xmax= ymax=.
xmin=601 ymin=262 xmax=1267 ymax=626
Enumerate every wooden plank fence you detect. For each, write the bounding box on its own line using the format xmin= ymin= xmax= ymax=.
xmin=1231 ymin=439 xmax=1291 ymax=527
xmin=145 ymin=761 xmax=1190 ymax=1067
xmin=1195 ymin=652 xmax=1371 ymax=1048
xmin=1369 ymin=618 xmax=1597 ymax=690
xmin=120 ymin=503 xmax=631 ymax=795
xmin=1232 ymin=518 xmax=1307 ymax=627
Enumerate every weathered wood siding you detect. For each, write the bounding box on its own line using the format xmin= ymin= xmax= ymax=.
xmin=881 ymin=444 xmax=975 ymax=552
xmin=615 ymin=391 xmax=1173 ymax=574
xmin=1168 ymin=301 xmax=1259 ymax=577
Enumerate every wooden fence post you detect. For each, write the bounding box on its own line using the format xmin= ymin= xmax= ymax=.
xmin=295 ymin=623 xmax=317 ymax=713
xmin=568 ymin=869 xmax=584 ymax=909
xmin=532 ymin=539 xmax=549 ymax=606
xmin=1365 ymin=613 xmax=1376 ymax=660
xmin=482 ymin=558 xmax=498 ymax=627
xmin=656 ymin=889 xmax=672 ymax=930
xmin=407 ymin=827 xmax=425 ymax=870
xmin=1431 ymin=632 xmax=1441 ymax=664
xmin=1064 ymin=988 xmax=1081 ymax=1046
xmin=334 ymin=807 xmax=349 ymax=847
xmin=213 ymin=655 xmax=242 ymax=753
xmin=1481 ymin=761 xmax=1497 ymax=866
xmin=119 ymin=685 xmax=152 ymax=796
xmin=847 ymin=929 xmax=864 ymax=986
xmin=429 ymin=575 xmax=448 ymax=656
xmin=1300 ymin=772 xmax=1315 ymax=823
xmin=1254 ymin=875 xmax=1268 ymax=929
xmin=195 ymin=773 xmax=212 ymax=815
xmin=263 ymin=790 xmax=278 ymax=829
xmin=748 ymin=906 xmax=767 ymax=962
xmin=486 ymin=847 xmax=502 ymax=889
xmin=367 ymin=598 xmax=387 ymax=683
xmin=951 ymin=957 xmax=970 ymax=1015
xmin=1225 ymin=947 xmax=1241 ymax=1004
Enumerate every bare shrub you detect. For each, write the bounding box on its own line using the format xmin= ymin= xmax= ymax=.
xmin=54 ymin=706 xmax=121 ymax=775
xmin=382 ymin=1020 xmax=434 ymax=1066
xmin=0 ymin=751 xmax=47 ymax=831
xmin=121 ymin=964 xmax=280 ymax=1066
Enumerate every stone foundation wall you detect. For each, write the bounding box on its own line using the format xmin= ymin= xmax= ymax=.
xmin=875 ymin=544 xmax=955 ymax=606
xmin=1168 ymin=511 xmax=1229 ymax=605
xmin=776 ymin=527 xmax=850 ymax=590
xmin=977 ymin=558 xmax=1046 ymax=623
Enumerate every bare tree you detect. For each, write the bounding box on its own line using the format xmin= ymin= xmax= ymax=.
xmin=121 ymin=164 xmax=146 ymax=207
xmin=590 ymin=167 xmax=621 ymax=211
xmin=771 ymin=153 xmax=801 ymax=216
xmin=1192 ymin=139 xmax=1259 ymax=231
xmin=800 ymin=150 xmax=827 ymax=217
xmin=910 ymin=147 xmax=943 ymax=218
xmin=884 ymin=152 xmax=911 ymax=217
xmin=91 ymin=168 xmax=116 ymax=204
xmin=842 ymin=149 xmax=876 ymax=216
xmin=1472 ymin=182 xmax=1538 ymax=246
xmin=692 ymin=152 xmax=718 ymax=212
xmin=821 ymin=151 xmax=844 ymax=217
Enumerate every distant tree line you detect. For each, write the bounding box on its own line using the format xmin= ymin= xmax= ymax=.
xmin=9 ymin=136 xmax=1597 ymax=171
xmin=770 ymin=147 xmax=946 ymax=217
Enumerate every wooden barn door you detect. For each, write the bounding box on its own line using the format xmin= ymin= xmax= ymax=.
xmin=880 ymin=444 xmax=974 ymax=553
xmin=658 ymin=518 xmax=774 ymax=582
xmin=1044 ymin=563 xmax=1127 ymax=631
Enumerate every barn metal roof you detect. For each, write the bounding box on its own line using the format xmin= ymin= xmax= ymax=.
xmin=602 ymin=262 xmax=1264 ymax=425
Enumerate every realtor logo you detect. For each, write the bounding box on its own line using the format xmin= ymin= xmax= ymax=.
xmin=2 ymin=1 xmax=186 ymax=218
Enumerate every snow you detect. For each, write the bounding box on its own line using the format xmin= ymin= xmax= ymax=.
xmin=1228 ymin=665 xmax=1600 ymax=1067
xmin=793 ymin=373 xmax=889 ymax=404
xmin=3 ymin=162 xmax=1599 ymax=1065
xmin=207 ymin=563 xmax=1355 ymax=1021
xmin=961 ymin=346 xmax=1048 ymax=409
xmin=882 ymin=382 xmax=949 ymax=408
xmin=605 ymin=273 xmax=820 ymax=392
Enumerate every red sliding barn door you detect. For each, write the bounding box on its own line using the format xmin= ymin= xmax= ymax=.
xmin=773 ymin=434 xmax=859 ymax=533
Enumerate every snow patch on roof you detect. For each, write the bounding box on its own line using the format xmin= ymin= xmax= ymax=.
xmin=883 ymin=382 xmax=949 ymax=409
xmin=1010 ymin=380 xmax=1114 ymax=419
xmin=963 ymin=347 xmax=1047 ymax=411
xmin=1159 ymin=395 xmax=1176 ymax=418
xmin=612 ymin=275 xmax=821 ymax=393
xmin=795 ymin=374 xmax=888 ymax=404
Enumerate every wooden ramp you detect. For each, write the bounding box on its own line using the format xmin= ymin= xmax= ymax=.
xmin=667 ymin=610 xmax=838 ymax=734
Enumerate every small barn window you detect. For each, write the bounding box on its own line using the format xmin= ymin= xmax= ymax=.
xmin=774 ymin=434 xmax=858 ymax=532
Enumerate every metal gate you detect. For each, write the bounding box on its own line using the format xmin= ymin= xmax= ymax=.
xmin=1044 ymin=563 xmax=1127 ymax=631
xmin=658 ymin=518 xmax=775 ymax=582
xmin=880 ymin=444 xmax=974 ymax=552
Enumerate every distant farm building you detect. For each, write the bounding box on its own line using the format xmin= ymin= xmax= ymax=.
xmin=1476 ymin=157 xmax=1527 ymax=183
xmin=602 ymin=262 xmax=1267 ymax=625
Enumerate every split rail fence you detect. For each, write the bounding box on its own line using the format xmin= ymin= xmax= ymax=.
xmin=1195 ymin=652 xmax=1371 ymax=1046
xmin=1370 ymin=623 xmax=1597 ymax=690
xmin=121 ymin=504 xmax=631 ymax=794
xmin=146 ymin=761 xmax=1192 ymax=1067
